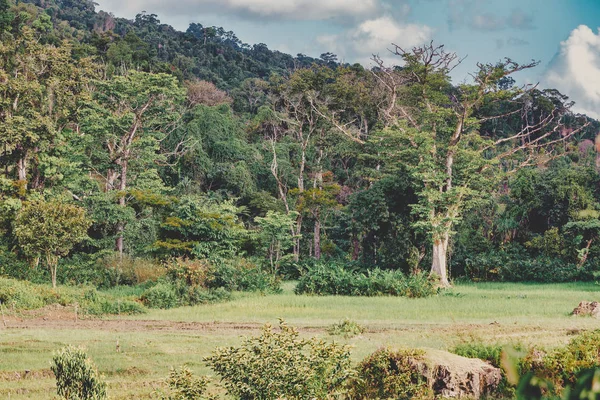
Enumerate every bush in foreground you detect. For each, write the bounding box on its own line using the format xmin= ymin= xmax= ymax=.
xmin=51 ymin=346 xmax=107 ymax=400
xmin=295 ymin=264 xmax=435 ymax=297
xmin=521 ymin=330 xmax=600 ymax=393
xmin=347 ymin=348 xmax=431 ymax=400
xmin=159 ymin=366 xmax=213 ymax=400
xmin=205 ymin=320 xmax=354 ymax=399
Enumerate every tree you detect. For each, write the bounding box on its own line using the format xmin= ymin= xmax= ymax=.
xmin=14 ymin=199 xmax=91 ymax=287
xmin=0 ymin=8 xmax=96 ymax=189
xmin=254 ymin=211 xmax=298 ymax=274
xmin=155 ymin=196 xmax=247 ymax=261
xmin=294 ymin=174 xmax=341 ymax=260
xmin=375 ymin=43 xmax=588 ymax=286
xmin=80 ymin=71 xmax=184 ymax=255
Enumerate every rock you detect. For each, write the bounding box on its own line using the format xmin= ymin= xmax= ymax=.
xmin=414 ymin=349 xmax=502 ymax=398
xmin=572 ymin=301 xmax=600 ymax=318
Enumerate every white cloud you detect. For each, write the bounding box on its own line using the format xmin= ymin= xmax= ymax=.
xmin=544 ymin=25 xmax=600 ymax=119
xmin=317 ymin=16 xmax=433 ymax=66
xmin=95 ymin=0 xmax=379 ymax=21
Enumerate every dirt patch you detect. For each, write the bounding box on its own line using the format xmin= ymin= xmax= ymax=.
xmin=0 ymin=369 xmax=54 ymax=381
xmin=1 ymin=315 xmax=267 ymax=332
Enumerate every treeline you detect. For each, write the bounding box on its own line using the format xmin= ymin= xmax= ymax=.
xmin=1 ymin=0 xmax=599 ymax=289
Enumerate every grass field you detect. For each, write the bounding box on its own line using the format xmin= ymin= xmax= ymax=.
xmin=1 ymin=281 xmax=600 ymax=399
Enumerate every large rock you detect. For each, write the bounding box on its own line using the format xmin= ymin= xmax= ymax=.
xmin=572 ymin=301 xmax=600 ymax=318
xmin=414 ymin=349 xmax=502 ymax=398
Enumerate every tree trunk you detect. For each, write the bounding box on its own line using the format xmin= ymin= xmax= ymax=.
xmin=47 ymin=253 xmax=58 ymax=289
xmin=352 ymin=236 xmax=361 ymax=261
xmin=17 ymin=151 xmax=27 ymax=187
xmin=293 ymin=216 xmax=302 ymax=262
xmin=314 ymin=214 xmax=321 ymax=260
xmin=431 ymin=234 xmax=450 ymax=287
xmin=115 ymin=158 xmax=128 ymax=256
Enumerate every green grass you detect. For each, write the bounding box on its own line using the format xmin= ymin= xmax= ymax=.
xmin=135 ymin=281 xmax=600 ymax=327
xmin=1 ymin=281 xmax=599 ymax=399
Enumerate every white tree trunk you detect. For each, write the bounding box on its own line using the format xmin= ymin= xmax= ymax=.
xmin=431 ymin=234 xmax=450 ymax=287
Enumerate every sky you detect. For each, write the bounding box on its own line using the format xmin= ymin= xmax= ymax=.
xmin=93 ymin=0 xmax=600 ymax=118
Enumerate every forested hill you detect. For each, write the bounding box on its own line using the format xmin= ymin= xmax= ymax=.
xmin=21 ymin=0 xmax=330 ymax=88
xmin=2 ymin=0 xmax=600 ymax=289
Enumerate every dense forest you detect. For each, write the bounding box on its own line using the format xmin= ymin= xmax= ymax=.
xmin=1 ymin=0 xmax=600 ymax=291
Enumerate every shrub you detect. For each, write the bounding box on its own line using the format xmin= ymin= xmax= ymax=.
xmin=209 ymin=258 xmax=281 ymax=293
xmin=166 ymin=258 xmax=213 ymax=288
xmin=347 ymin=348 xmax=431 ymax=400
xmin=205 ymin=320 xmax=354 ymax=400
xmin=141 ymin=283 xmax=180 ymax=309
xmin=451 ymin=342 xmax=504 ymax=368
xmin=295 ymin=264 xmax=435 ymax=298
xmin=187 ymin=287 xmax=232 ymax=305
xmin=531 ymin=330 xmax=600 ymax=391
xmin=327 ymin=319 xmax=366 ymax=338
xmin=0 ymin=278 xmax=45 ymax=309
xmin=84 ymin=297 xmax=146 ymax=316
xmin=0 ymin=277 xmax=146 ymax=316
xmin=462 ymin=245 xmax=597 ymax=283
xmin=51 ymin=346 xmax=107 ymax=400
xmin=161 ymin=366 xmax=212 ymax=400
xmin=100 ymin=254 xmax=166 ymax=287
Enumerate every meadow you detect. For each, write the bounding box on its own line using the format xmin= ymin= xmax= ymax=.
xmin=1 ymin=282 xmax=600 ymax=399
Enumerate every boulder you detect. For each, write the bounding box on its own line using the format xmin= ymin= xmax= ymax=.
xmin=414 ymin=349 xmax=502 ymax=398
xmin=572 ymin=301 xmax=600 ymax=318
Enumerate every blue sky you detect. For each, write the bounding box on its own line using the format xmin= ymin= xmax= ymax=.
xmin=94 ymin=0 xmax=600 ymax=118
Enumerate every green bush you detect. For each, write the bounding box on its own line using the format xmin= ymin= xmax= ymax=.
xmin=141 ymin=283 xmax=180 ymax=309
xmin=0 ymin=277 xmax=46 ymax=309
xmin=99 ymin=254 xmax=166 ymax=287
xmin=187 ymin=286 xmax=232 ymax=305
xmin=327 ymin=318 xmax=366 ymax=338
xmin=84 ymin=297 xmax=146 ymax=316
xmin=347 ymin=348 xmax=431 ymax=400
xmin=205 ymin=320 xmax=354 ymax=400
xmin=450 ymin=342 xmax=504 ymax=368
xmin=462 ymin=245 xmax=596 ymax=283
xmin=209 ymin=258 xmax=281 ymax=293
xmin=295 ymin=264 xmax=435 ymax=298
xmin=527 ymin=330 xmax=600 ymax=391
xmin=160 ymin=366 xmax=212 ymax=400
xmin=0 ymin=277 xmax=146 ymax=315
xmin=51 ymin=346 xmax=107 ymax=400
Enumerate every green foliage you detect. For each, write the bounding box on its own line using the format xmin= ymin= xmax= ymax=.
xmin=529 ymin=330 xmax=600 ymax=391
xmin=187 ymin=286 xmax=232 ymax=305
xmin=451 ymin=342 xmax=504 ymax=368
xmin=0 ymin=0 xmax=597 ymax=290
xmin=0 ymin=277 xmax=47 ymax=309
xmin=253 ymin=210 xmax=298 ymax=275
xmin=463 ymin=245 xmax=595 ymax=283
xmin=141 ymin=282 xmax=180 ymax=309
xmin=347 ymin=348 xmax=431 ymax=400
xmin=98 ymin=254 xmax=166 ymax=287
xmin=327 ymin=318 xmax=366 ymax=338
xmin=51 ymin=346 xmax=107 ymax=400
xmin=155 ymin=196 xmax=248 ymax=261
xmin=209 ymin=258 xmax=281 ymax=293
xmin=165 ymin=258 xmax=213 ymax=288
xmin=205 ymin=320 xmax=354 ymax=400
xmin=504 ymin=333 xmax=600 ymax=399
xmin=14 ymin=199 xmax=91 ymax=287
xmin=295 ymin=264 xmax=436 ymax=298
xmin=0 ymin=277 xmax=145 ymax=315
xmin=161 ymin=366 xmax=212 ymax=400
